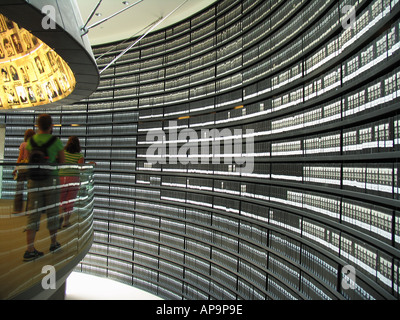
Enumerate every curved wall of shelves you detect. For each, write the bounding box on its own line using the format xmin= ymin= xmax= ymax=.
xmin=2 ymin=0 xmax=400 ymax=300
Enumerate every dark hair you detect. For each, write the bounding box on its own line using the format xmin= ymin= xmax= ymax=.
xmin=24 ymin=129 xmax=35 ymax=142
xmin=37 ymin=114 xmax=52 ymax=131
xmin=65 ymin=136 xmax=81 ymax=154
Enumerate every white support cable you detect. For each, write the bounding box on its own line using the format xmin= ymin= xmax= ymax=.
xmin=99 ymin=0 xmax=189 ymax=74
xmin=83 ymin=0 xmax=144 ymax=35
xmin=95 ymin=17 xmax=162 ymax=62
xmin=82 ymin=0 xmax=103 ymax=33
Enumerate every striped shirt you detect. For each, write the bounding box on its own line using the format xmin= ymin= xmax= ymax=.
xmin=60 ymin=151 xmax=83 ymax=176
xmin=65 ymin=151 xmax=83 ymax=164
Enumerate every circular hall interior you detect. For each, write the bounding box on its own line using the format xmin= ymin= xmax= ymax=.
xmin=1 ymin=0 xmax=400 ymax=300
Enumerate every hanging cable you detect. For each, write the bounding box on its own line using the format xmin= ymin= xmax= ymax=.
xmin=82 ymin=0 xmax=144 ymax=36
xmin=81 ymin=0 xmax=103 ymax=33
xmin=95 ymin=17 xmax=162 ymax=62
xmin=99 ymin=0 xmax=189 ymax=74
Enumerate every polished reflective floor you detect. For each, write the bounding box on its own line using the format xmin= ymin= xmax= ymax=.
xmin=66 ymin=272 xmax=163 ymax=300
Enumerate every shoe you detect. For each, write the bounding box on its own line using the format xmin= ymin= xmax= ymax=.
xmin=50 ymin=242 xmax=61 ymax=252
xmin=23 ymin=249 xmax=44 ymax=262
xmin=12 ymin=209 xmax=24 ymax=215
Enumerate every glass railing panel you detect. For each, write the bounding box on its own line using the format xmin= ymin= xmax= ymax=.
xmin=0 ymin=163 xmax=94 ymax=300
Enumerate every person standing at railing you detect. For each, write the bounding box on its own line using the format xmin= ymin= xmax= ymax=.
xmin=23 ymin=114 xmax=65 ymax=262
xmin=59 ymin=136 xmax=84 ymax=228
xmin=12 ymin=129 xmax=35 ymax=214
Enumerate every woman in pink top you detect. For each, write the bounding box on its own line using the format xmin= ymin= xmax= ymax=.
xmin=13 ymin=129 xmax=35 ymax=213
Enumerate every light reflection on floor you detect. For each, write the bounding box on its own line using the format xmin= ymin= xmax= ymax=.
xmin=65 ymin=272 xmax=163 ymax=300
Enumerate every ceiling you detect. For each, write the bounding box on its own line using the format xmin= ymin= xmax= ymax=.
xmin=76 ymin=0 xmax=217 ymax=46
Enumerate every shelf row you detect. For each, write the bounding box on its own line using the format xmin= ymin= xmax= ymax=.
xmin=92 ymin=0 xmax=391 ymax=105
xmin=92 ymin=0 xmax=265 ymax=56
xmin=4 ymin=61 xmax=400 ymax=147
xmin=3 ymin=117 xmax=400 ymax=157
xmin=79 ymin=196 xmax=400 ymax=299
xmin=89 ymin=34 xmax=400 ymax=133
xmin=83 ymin=178 xmax=399 ymax=242
xmin=94 ymin=0 xmax=306 ymax=68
